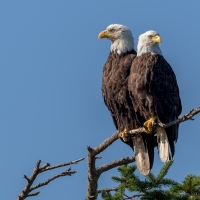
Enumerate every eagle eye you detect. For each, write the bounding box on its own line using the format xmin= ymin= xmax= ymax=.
xmin=148 ymin=35 xmax=152 ymax=39
xmin=109 ymin=29 xmax=115 ymax=32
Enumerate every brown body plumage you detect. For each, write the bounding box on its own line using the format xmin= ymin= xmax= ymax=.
xmin=99 ymin=25 xmax=137 ymax=150
xmin=102 ymin=50 xmax=137 ymax=134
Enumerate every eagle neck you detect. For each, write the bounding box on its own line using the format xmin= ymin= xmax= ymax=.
xmin=137 ymin=43 xmax=162 ymax=56
xmin=110 ymin=37 xmax=134 ymax=55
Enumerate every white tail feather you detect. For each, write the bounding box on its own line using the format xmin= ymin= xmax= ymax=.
xmin=133 ymin=135 xmax=150 ymax=175
xmin=157 ymin=127 xmax=169 ymax=162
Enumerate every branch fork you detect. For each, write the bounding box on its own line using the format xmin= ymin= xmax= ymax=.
xmin=86 ymin=106 xmax=200 ymax=200
xmin=17 ymin=158 xmax=84 ymax=200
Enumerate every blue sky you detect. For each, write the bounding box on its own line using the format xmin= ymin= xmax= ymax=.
xmin=0 ymin=1 xmax=200 ymax=199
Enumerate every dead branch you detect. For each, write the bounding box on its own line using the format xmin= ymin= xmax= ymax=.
xmin=86 ymin=106 xmax=200 ymax=200
xmin=40 ymin=158 xmax=84 ymax=172
xmin=29 ymin=168 xmax=75 ymax=192
xmin=93 ymin=131 xmax=119 ymax=154
xmin=129 ymin=107 xmax=200 ymax=135
xmin=158 ymin=106 xmax=200 ymax=128
xmin=17 ymin=158 xmax=84 ymax=200
xmin=97 ymin=156 xmax=135 ymax=174
xmin=86 ymin=132 xmax=120 ymax=200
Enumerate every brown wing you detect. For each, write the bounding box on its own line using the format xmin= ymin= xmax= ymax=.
xmin=102 ymin=50 xmax=137 ymax=148
xmin=145 ymin=54 xmax=182 ymax=156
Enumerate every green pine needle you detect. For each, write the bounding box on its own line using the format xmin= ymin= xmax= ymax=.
xmin=101 ymin=160 xmax=200 ymax=200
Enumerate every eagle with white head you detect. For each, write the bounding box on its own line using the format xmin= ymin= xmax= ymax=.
xmin=99 ymin=24 xmax=136 ymax=149
xmin=99 ymin=25 xmax=156 ymax=175
xmin=128 ymin=30 xmax=182 ymax=173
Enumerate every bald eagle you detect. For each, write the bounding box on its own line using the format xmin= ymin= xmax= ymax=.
xmin=99 ymin=24 xmax=155 ymax=175
xmin=128 ymin=31 xmax=182 ymax=173
xmin=98 ymin=24 xmax=136 ymax=145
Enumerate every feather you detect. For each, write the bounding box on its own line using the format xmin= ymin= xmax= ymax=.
xmin=156 ymin=127 xmax=170 ymax=162
xmin=133 ymin=135 xmax=150 ymax=175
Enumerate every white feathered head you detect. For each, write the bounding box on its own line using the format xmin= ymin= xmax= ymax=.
xmin=137 ymin=30 xmax=162 ymax=56
xmin=98 ymin=24 xmax=134 ymax=55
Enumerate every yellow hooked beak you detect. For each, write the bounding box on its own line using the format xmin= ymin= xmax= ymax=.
xmin=151 ymin=35 xmax=162 ymax=44
xmin=98 ymin=30 xmax=112 ymax=39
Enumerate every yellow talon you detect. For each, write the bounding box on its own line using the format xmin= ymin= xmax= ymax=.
xmin=119 ymin=128 xmax=129 ymax=142
xmin=143 ymin=117 xmax=156 ymax=134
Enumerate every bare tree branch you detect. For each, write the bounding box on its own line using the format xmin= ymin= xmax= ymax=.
xmin=93 ymin=131 xmax=119 ymax=155
xmin=17 ymin=158 xmax=84 ymax=200
xmin=97 ymin=156 xmax=135 ymax=174
xmin=27 ymin=192 xmax=40 ymax=197
xmin=17 ymin=160 xmax=41 ymax=200
xmin=86 ymin=146 xmax=100 ymax=200
xmin=30 ymin=168 xmax=75 ymax=192
xmin=86 ymin=134 xmax=136 ymax=199
xmin=41 ymin=158 xmax=84 ymax=172
xmin=158 ymin=106 xmax=200 ymax=128
xmin=86 ymin=106 xmax=200 ymax=200
xmin=129 ymin=107 xmax=200 ymax=136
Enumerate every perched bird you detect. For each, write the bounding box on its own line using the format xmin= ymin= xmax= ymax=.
xmin=99 ymin=24 xmax=154 ymax=175
xmin=99 ymin=24 xmax=137 ymax=152
xmin=128 ymin=30 xmax=182 ymax=174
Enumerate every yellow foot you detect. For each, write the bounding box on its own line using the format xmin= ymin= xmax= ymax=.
xmin=143 ymin=117 xmax=156 ymax=134
xmin=119 ymin=128 xmax=129 ymax=142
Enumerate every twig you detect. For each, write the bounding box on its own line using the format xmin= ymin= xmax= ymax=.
xmin=41 ymin=158 xmax=84 ymax=172
xmin=158 ymin=106 xmax=200 ymax=128
xmin=123 ymin=193 xmax=145 ymax=199
xmin=16 ymin=158 xmax=84 ymax=200
xmin=27 ymin=192 xmax=40 ymax=197
xmin=98 ymin=188 xmax=145 ymax=199
xmin=97 ymin=156 xmax=135 ymax=175
xmin=93 ymin=131 xmax=119 ymax=155
xmin=98 ymin=187 xmax=118 ymax=193
xmin=29 ymin=168 xmax=75 ymax=192
xmin=86 ymin=106 xmax=200 ymax=200
xmin=98 ymin=187 xmax=144 ymax=199
xmin=128 ymin=107 xmax=200 ymax=136
xmin=95 ymin=156 xmax=102 ymax=160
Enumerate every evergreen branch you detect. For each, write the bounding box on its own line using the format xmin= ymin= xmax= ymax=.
xmin=146 ymin=172 xmax=156 ymax=183
xmin=103 ymin=161 xmax=178 ymax=199
xmin=123 ymin=193 xmax=145 ymax=199
xmin=98 ymin=187 xmax=118 ymax=193
xmin=156 ymin=160 xmax=173 ymax=181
